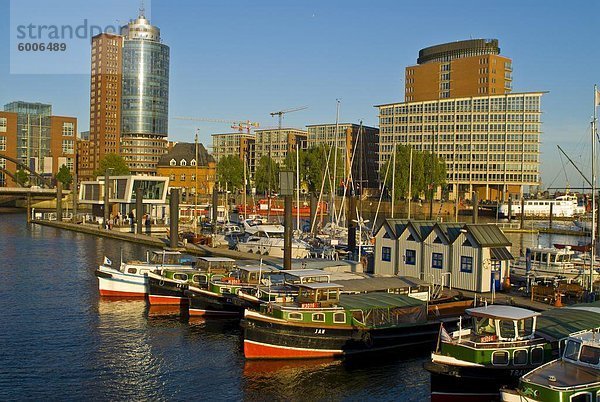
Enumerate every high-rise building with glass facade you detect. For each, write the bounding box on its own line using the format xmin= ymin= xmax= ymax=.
xmin=81 ymin=11 xmax=169 ymax=179
xmin=120 ymin=14 xmax=170 ymax=175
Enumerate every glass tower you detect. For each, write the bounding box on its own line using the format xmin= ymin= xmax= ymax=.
xmin=120 ymin=14 xmax=170 ymax=175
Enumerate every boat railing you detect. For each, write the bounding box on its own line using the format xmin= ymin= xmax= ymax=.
xmin=451 ymin=336 xmax=546 ymax=349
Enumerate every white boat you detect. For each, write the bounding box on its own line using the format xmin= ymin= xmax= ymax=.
xmin=236 ymin=226 xmax=311 ymax=259
xmin=510 ymin=246 xmax=589 ymax=283
xmin=498 ymin=194 xmax=585 ymax=218
xmin=94 ymin=250 xmax=193 ymax=297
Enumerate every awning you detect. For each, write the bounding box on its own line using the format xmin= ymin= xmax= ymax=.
xmin=490 ymin=247 xmax=514 ymax=261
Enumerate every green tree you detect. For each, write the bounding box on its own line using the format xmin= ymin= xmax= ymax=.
xmin=216 ymin=155 xmax=244 ymax=190
xmin=55 ymin=164 xmax=73 ymax=188
xmin=382 ymin=145 xmax=446 ymax=201
xmin=15 ymin=169 xmax=29 ymax=187
xmin=254 ymin=156 xmax=280 ymax=194
xmin=93 ymin=153 xmax=130 ymax=176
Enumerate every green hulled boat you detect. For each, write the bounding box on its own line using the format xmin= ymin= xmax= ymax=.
xmin=500 ymin=329 xmax=600 ymax=402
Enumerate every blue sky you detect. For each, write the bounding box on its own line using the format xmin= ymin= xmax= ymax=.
xmin=1 ymin=0 xmax=599 ymax=190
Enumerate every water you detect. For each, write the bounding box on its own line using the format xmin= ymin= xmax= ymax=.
xmin=0 ymin=213 xmax=431 ymax=401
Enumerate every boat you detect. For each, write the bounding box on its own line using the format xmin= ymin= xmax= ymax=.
xmin=185 ymin=265 xmax=289 ymax=317
xmin=146 ymin=257 xmax=236 ymax=306
xmin=242 ymin=282 xmax=442 ymax=359
xmin=237 ymin=198 xmax=328 ymax=218
xmin=236 ymin=226 xmax=311 ymax=259
xmin=94 ymin=250 xmax=194 ymax=297
xmin=553 ymin=242 xmax=592 ymax=253
xmin=500 ymin=329 xmax=600 ymax=402
xmin=510 ymin=246 xmax=589 ymax=283
xmin=425 ymin=303 xmax=600 ymax=402
xmin=497 ymin=194 xmax=585 ymax=219
xmin=425 ymin=305 xmax=554 ymax=402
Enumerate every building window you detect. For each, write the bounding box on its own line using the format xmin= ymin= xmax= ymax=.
xmin=432 ymin=253 xmax=443 ymax=269
xmin=180 ymin=159 xmax=187 ymax=166
xmin=180 ymin=174 xmax=186 ymax=181
xmin=191 ymin=159 xmax=197 ymax=166
xmin=460 ymin=256 xmax=473 ymax=273
xmin=191 ymin=174 xmax=196 ymax=182
xmin=0 ymin=117 xmax=6 ymax=132
xmin=382 ymin=246 xmax=391 ymax=262
xmin=62 ymin=122 xmax=74 ymax=136
xmin=66 ymin=158 xmax=74 ymax=170
xmin=405 ymin=249 xmax=416 ymax=265
xmin=0 ymin=136 xmax=5 ymax=151
xmin=62 ymin=140 xmax=74 ymax=154
xmin=170 ymin=159 xmax=176 ymax=166
xmin=170 ymin=174 xmax=175 ymax=180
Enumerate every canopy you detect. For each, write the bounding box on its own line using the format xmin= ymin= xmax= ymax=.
xmin=339 ymin=293 xmax=424 ymax=310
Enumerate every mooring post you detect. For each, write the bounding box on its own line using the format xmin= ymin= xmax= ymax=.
xmin=472 ymin=191 xmax=478 ymax=224
xmin=27 ymin=192 xmax=32 ymax=224
xmin=508 ymin=197 xmax=512 ymax=223
xmin=549 ymin=202 xmax=553 ymax=229
xmin=56 ymin=182 xmax=63 ymax=222
xmin=348 ymin=196 xmax=357 ymax=259
xmin=520 ymin=197 xmax=525 ymax=230
xmin=170 ymin=188 xmax=179 ymax=248
xmin=212 ymin=189 xmax=218 ymax=233
xmin=103 ymin=170 xmax=110 ymax=228
xmin=136 ymin=187 xmax=143 ymax=235
xmin=72 ymin=174 xmax=78 ymax=223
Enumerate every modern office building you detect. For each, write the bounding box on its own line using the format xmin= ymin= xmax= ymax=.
xmin=120 ymin=13 xmax=170 ymax=175
xmin=83 ymin=10 xmax=169 ymax=179
xmin=254 ymin=128 xmax=307 ymax=166
xmin=0 ymin=102 xmax=77 ymax=186
xmin=306 ymin=123 xmax=379 ymax=189
xmin=211 ymin=132 xmax=256 ymax=176
xmin=376 ymin=92 xmax=543 ymax=201
xmin=156 ymin=142 xmax=216 ymax=201
xmin=405 ymin=39 xmax=512 ymax=102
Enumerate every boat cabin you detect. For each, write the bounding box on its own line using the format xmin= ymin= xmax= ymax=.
xmin=147 ymin=250 xmax=191 ymax=266
xmin=296 ymin=283 xmax=344 ymax=308
xmin=195 ymin=256 xmax=236 ymax=273
xmin=562 ymin=331 xmax=600 ymax=368
xmin=283 ymin=269 xmax=331 ymax=285
xmin=528 ymin=247 xmax=575 ymax=265
xmin=466 ymin=305 xmax=540 ymax=342
xmin=238 ymin=265 xmax=280 ymax=285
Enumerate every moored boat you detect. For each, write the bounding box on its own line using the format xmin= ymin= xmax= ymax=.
xmin=497 ymin=194 xmax=585 ymax=219
xmin=243 ymin=282 xmax=441 ymax=360
xmin=147 ymin=257 xmax=235 ymax=306
xmin=236 ymin=226 xmax=311 ymax=259
xmin=500 ymin=329 xmax=600 ymax=402
xmin=510 ymin=246 xmax=588 ymax=283
xmin=95 ymin=250 xmax=193 ymax=297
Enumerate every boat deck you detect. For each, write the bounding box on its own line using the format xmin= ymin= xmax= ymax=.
xmin=523 ymin=360 xmax=600 ymax=389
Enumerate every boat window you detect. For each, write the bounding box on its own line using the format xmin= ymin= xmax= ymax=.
xmin=333 ymin=312 xmax=346 ymax=323
xmin=475 ymin=317 xmax=496 ymax=336
xmin=352 ymin=311 xmax=365 ymax=325
xmin=195 ymin=274 xmax=208 ymax=285
xmin=541 ymin=253 xmax=548 ymax=263
xmin=569 ymin=392 xmax=592 ymax=402
xmin=212 ymin=275 xmax=224 ymax=282
xmin=288 ymin=312 xmax=303 ymax=321
xmin=221 ymin=287 xmax=231 ymax=294
xmin=192 ymin=274 xmax=202 ymax=284
xmin=579 ymin=346 xmax=600 ymax=365
xmin=533 ymin=252 xmax=540 ymax=262
xmin=312 ymin=313 xmax=325 ymax=322
xmin=499 ymin=320 xmax=516 ymax=339
xmin=530 ymin=347 xmax=544 ymax=365
xmin=564 ymin=340 xmax=581 ymax=361
xmin=173 ymin=273 xmax=188 ymax=281
xmin=517 ymin=318 xmax=534 ymax=337
xmin=127 ymin=268 xmax=137 ymax=274
xmin=492 ymin=351 xmax=509 ymax=366
xmin=513 ymin=349 xmax=528 ymax=365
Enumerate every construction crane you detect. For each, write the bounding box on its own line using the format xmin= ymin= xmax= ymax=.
xmin=269 ymin=106 xmax=308 ymax=130
xmin=173 ymin=116 xmax=260 ymax=134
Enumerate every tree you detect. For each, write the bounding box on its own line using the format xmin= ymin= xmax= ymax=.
xmin=15 ymin=169 xmax=29 ymax=187
xmin=55 ymin=164 xmax=73 ymax=188
xmin=382 ymin=145 xmax=447 ymax=202
xmin=216 ymin=155 xmax=244 ymax=190
xmin=284 ymin=145 xmax=345 ymax=194
xmin=254 ymin=156 xmax=279 ymax=194
xmin=93 ymin=153 xmax=130 ymax=176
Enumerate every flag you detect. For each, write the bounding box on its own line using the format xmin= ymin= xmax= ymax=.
xmin=595 ymin=88 xmax=600 ymax=106
xmin=103 ymin=256 xmax=112 ymax=266
xmin=440 ymin=324 xmax=452 ymax=342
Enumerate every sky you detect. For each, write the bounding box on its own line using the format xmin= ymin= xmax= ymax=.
xmin=1 ymin=0 xmax=599 ymax=191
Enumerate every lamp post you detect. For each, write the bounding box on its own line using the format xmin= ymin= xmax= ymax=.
xmin=103 ymin=168 xmax=114 ymax=228
xmin=280 ymin=170 xmax=294 ymax=270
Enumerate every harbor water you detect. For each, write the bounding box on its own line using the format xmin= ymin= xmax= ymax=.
xmin=0 ymin=213 xmax=590 ymax=401
xmin=0 ymin=213 xmax=429 ymax=401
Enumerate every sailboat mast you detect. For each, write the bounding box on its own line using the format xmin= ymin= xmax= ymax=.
xmin=391 ymin=140 xmax=396 ymax=218
xmin=194 ymin=129 xmax=199 ymax=234
xmin=408 ymin=147 xmax=413 ymax=219
xmin=591 ymin=84 xmax=597 ymax=292
xmin=296 ymin=142 xmax=300 ymax=232
xmin=332 ymin=100 xmax=340 ymax=226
